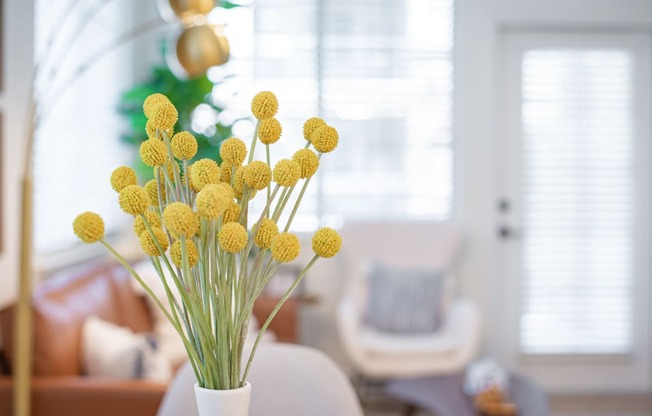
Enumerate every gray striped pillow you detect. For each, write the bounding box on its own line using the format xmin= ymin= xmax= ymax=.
xmin=366 ymin=263 xmax=443 ymax=333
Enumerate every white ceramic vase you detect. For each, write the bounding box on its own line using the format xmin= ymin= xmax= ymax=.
xmin=194 ymin=382 xmax=252 ymax=416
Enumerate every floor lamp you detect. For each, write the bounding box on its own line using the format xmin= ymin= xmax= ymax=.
xmin=13 ymin=1 xmax=229 ymax=415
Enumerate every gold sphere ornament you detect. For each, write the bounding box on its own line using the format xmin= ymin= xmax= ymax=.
xmin=168 ymin=0 xmax=215 ymax=19
xmin=172 ymin=25 xmax=230 ymax=78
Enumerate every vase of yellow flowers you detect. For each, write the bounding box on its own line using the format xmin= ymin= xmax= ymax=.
xmin=72 ymin=91 xmax=342 ymax=415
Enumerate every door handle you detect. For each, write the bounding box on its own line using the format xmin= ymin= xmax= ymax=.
xmin=497 ymin=225 xmax=516 ymax=240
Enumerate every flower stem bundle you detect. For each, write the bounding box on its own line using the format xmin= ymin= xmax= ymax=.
xmin=73 ymin=91 xmax=342 ymax=390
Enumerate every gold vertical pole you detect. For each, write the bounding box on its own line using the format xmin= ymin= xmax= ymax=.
xmin=14 ymin=177 xmax=33 ymax=416
xmin=14 ymin=88 xmax=36 ymax=416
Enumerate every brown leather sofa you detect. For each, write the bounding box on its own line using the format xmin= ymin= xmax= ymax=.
xmin=0 ymin=259 xmax=298 ymax=416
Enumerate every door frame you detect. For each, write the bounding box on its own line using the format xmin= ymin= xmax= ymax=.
xmin=495 ymin=29 xmax=651 ymax=393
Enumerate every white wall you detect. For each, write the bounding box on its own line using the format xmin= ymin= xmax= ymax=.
xmin=0 ymin=0 xmax=34 ymax=309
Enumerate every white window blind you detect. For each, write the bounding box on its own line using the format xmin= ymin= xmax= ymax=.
xmin=519 ymin=49 xmax=635 ymax=354
xmin=215 ymin=0 xmax=454 ymax=225
xmin=33 ymin=1 xmax=133 ymax=253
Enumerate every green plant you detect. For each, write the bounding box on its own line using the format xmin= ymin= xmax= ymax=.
xmin=118 ymin=54 xmax=233 ymax=180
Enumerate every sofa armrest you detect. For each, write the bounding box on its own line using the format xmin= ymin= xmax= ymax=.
xmin=0 ymin=376 xmax=167 ymax=416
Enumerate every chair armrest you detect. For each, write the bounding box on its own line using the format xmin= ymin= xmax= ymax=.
xmin=336 ymin=296 xmax=367 ymax=369
xmin=0 ymin=376 xmax=166 ymax=416
xmin=441 ymin=298 xmax=482 ymax=369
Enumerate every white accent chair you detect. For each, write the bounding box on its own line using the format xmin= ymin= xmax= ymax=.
xmin=336 ymin=221 xmax=481 ymax=379
xmin=157 ymin=343 xmax=363 ymax=416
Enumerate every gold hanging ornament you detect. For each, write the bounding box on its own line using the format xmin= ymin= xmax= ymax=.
xmin=170 ymin=24 xmax=230 ymax=78
xmin=169 ymin=0 xmax=215 ymax=18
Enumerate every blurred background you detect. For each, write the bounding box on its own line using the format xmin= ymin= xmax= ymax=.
xmin=0 ymin=0 xmax=651 ymax=415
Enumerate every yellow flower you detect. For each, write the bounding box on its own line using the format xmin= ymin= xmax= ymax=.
xmin=110 ymin=166 xmax=137 ymax=193
xmin=143 ymin=93 xmax=170 ymax=119
xmin=171 ymin=131 xmax=198 ymax=160
xmin=251 ymin=91 xmax=278 ymax=120
xmin=243 ymin=161 xmax=271 ymax=191
xmin=190 ymin=158 xmax=220 ymax=191
xmin=140 ymin=139 xmax=168 ymax=167
xmin=292 ymin=149 xmax=319 ymax=178
xmin=218 ymin=183 xmax=235 ymax=200
xmin=273 ymin=159 xmax=301 ymax=187
xmin=218 ymin=222 xmax=248 ymax=253
xmin=119 ymin=185 xmax=150 ymax=215
xmin=220 ymin=137 xmax=247 ymax=166
xmin=133 ymin=210 xmax=162 ymax=236
xmin=233 ymin=166 xmax=245 ymax=197
xmin=312 ymin=228 xmax=342 ymax=258
xmin=271 ymin=232 xmax=300 ymax=263
xmin=196 ymin=184 xmax=231 ymax=220
xmin=149 ymin=101 xmax=178 ymax=131
xmin=311 ymin=125 xmax=339 ymax=153
xmin=170 ymin=239 xmax=199 ymax=268
xmin=144 ymin=178 xmax=166 ymax=205
xmin=73 ymin=212 xmax=104 ymax=243
xmin=183 ymin=164 xmax=200 ymax=192
xmin=220 ymin=161 xmax=237 ymax=184
xmin=139 ymin=227 xmax=169 ymax=256
xmin=146 ymin=120 xmax=158 ymax=140
xmin=303 ymin=117 xmax=326 ymax=141
xmin=258 ymin=118 xmax=282 ymax=145
xmin=222 ymin=201 xmax=241 ymax=224
xmin=163 ymin=202 xmax=198 ymax=237
xmin=254 ymin=218 xmax=278 ymax=249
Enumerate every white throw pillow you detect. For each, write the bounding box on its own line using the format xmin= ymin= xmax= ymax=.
xmin=81 ymin=315 xmax=172 ymax=382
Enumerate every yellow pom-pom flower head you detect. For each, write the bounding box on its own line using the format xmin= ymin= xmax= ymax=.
xmin=218 ymin=183 xmax=235 ymax=200
xmin=311 ymin=125 xmax=339 ymax=153
xmin=144 ymin=178 xmax=166 ymax=205
xmin=218 ymin=222 xmax=248 ymax=253
xmin=197 ymin=184 xmax=231 ymax=220
xmin=243 ymin=161 xmax=272 ymax=191
xmin=220 ymin=161 xmax=236 ymax=184
xmin=171 ymin=131 xmax=198 ymax=160
xmin=143 ymin=93 xmax=170 ymax=119
xmin=222 ymin=201 xmax=241 ymax=224
xmin=312 ymin=227 xmax=342 ymax=258
xmin=273 ymin=159 xmax=301 ymax=187
xmin=170 ymin=239 xmax=199 ymax=268
xmin=303 ymin=117 xmax=326 ymax=141
xmin=251 ymin=91 xmax=278 ymax=120
xmin=292 ymin=149 xmax=319 ymax=178
xmin=163 ymin=202 xmax=198 ymax=238
xmin=133 ymin=210 xmax=162 ymax=236
xmin=254 ymin=218 xmax=278 ymax=249
xmin=271 ymin=232 xmax=301 ymax=263
xmin=110 ymin=166 xmax=137 ymax=192
xmin=145 ymin=120 xmax=159 ymax=140
xmin=258 ymin=118 xmax=282 ymax=144
xmin=139 ymin=227 xmax=169 ymax=256
xmin=140 ymin=139 xmax=168 ymax=167
xmin=190 ymin=158 xmax=220 ymax=191
xmin=119 ymin=185 xmax=150 ymax=215
xmin=220 ymin=138 xmax=247 ymax=166
xmin=149 ymin=101 xmax=178 ymax=132
xmin=73 ymin=212 xmax=105 ymax=243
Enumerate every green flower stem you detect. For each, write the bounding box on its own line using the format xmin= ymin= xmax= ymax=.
xmin=183 ymin=159 xmax=191 ymax=203
xmin=283 ymin=176 xmax=312 ymax=233
xmin=273 ymin=184 xmax=297 ymax=223
xmin=241 ymin=255 xmax=319 ymax=385
xmin=247 ymin=121 xmax=260 ymax=164
xmin=265 ymin=144 xmax=271 ymax=211
xmin=271 ymin=186 xmax=290 ymax=220
xmin=100 ymin=239 xmax=207 ymax=383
